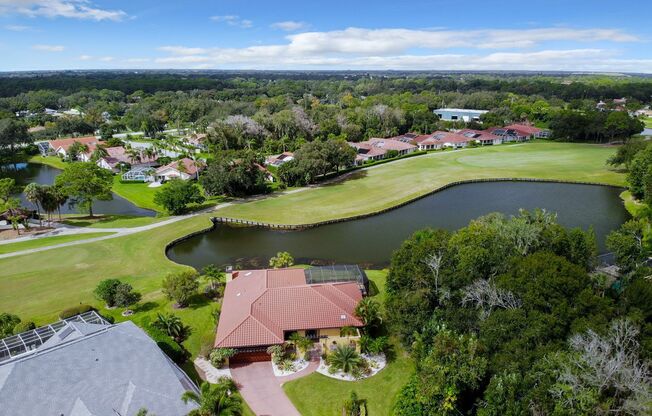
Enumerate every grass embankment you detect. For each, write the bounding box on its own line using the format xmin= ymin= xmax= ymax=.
xmin=61 ymin=214 xmax=165 ymax=228
xmin=215 ymin=141 xmax=625 ymax=224
xmin=0 ymin=232 xmax=114 ymax=254
xmin=112 ymin=177 xmax=164 ymax=212
xmin=0 ymin=142 xmax=623 ymax=355
xmin=644 ymin=117 xmax=652 ymax=129
xmin=27 ymin=154 xmax=67 ymax=169
xmin=284 ymin=271 xmax=414 ymax=416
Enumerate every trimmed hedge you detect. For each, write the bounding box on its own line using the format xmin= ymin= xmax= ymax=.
xmin=59 ymin=304 xmax=95 ymax=319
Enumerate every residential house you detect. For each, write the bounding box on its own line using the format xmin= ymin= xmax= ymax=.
xmin=487 ymin=124 xmax=548 ymax=142
xmin=434 ymin=108 xmax=488 ymax=122
xmin=457 ymin=129 xmax=503 ymax=145
xmin=503 ymin=124 xmax=549 ymax=139
xmin=215 ymin=266 xmax=367 ymax=363
xmin=413 ymin=131 xmax=471 ymax=150
xmin=95 ymin=146 xmax=159 ymax=172
xmin=183 ymin=133 xmax=209 ymax=151
xmin=44 ymin=136 xmax=100 ymax=159
xmin=349 ymin=138 xmax=417 ymax=165
xmin=0 ymin=311 xmax=197 ymax=416
xmin=265 ymin=151 xmax=295 ymax=167
xmin=155 ymin=158 xmax=201 ymax=182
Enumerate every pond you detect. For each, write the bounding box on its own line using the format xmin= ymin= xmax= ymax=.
xmin=1 ymin=162 xmax=156 ymax=217
xmin=167 ymin=181 xmax=630 ymax=270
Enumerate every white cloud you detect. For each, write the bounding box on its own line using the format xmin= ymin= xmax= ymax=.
xmin=152 ymin=25 xmax=644 ymax=71
xmin=33 ymin=44 xmax=64 ymax=52
xmin=158 ymin=46 xmax=208 ymax=55
xmin=99 ymin=56 xmax=113 ymax=62
xmin=3 ymin=24 xmax=32 ymax=31
xmin=0 ymin=0 xmax=127 ymax=21
xmin=210 ymin=15 xmax=252 ymax=28
xmin=271 ymin=20 xmax=307 ymax=31
xmin=78 ymin=54 xmax=92 ymax=60
xmin=124 ymin=57 xmax=149 ymax=63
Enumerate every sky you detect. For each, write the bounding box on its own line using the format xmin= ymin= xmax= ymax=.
xmin=0 ymin=0 xmax=651 ymax=73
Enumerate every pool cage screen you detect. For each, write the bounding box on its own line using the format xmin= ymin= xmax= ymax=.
xmin=304 ymin=265 xmax=369 ymax=295
xmin=0 ymin=311 xmax=109 ymax=364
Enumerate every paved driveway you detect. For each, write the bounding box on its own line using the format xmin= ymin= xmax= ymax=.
xmin=230 ymin=361 xmax=301 ymax=416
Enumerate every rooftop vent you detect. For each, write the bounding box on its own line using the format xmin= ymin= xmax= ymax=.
xmin=340 ymin=314 xmax=346 ymax=320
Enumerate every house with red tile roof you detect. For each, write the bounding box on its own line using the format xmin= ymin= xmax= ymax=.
xmin=412 ymin=131 xmax=472 ymax=150
xmin=96 ymin=146 xmax=159 ymax=172
xmin=154 ymin=158 xmax=201 ymax=182
xmin=488 ymin=124 xmax=549 ymax=141
xmin=349 ymin=137 xmax=417 ymax=164
xmin=265 ymin=151 xmax=294 ymax=167
xmin=457 ymin=129 xmax=503 ymax=145
xmin=46 ymin=136 xmax=100 ymax=160
xmin=215 ymin=268 xmax=364 ymax=363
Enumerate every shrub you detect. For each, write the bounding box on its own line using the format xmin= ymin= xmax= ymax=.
xmin=360 ymin=335 xmax=389 ymax=355
xmin=0 ymin=313 xmax=21 ymax=338
xmin=269 ymin=251 xmax=294 ymax=268
xmin=280 ymin=359 xmax=296 ymax=372
xmin=152 ymin=313 xmax=191 ymax=342
xmin=113 ymin=283 xmax=141 ymax=307
xmin=267 ymin=344 xmax=286 ymax=365
xmin=93 ymin=279 xmax=122 ymax=307
xmin=328 ymin=344 xmax=364 ymax=375
xmin=59 ymin=304 xmax=95 ymax=319
xmin=209 ymin=348 xmax=237 ymax=368
xmin=144 ymin=324 xmax=188 ymax=364
xmin=162 ymin=270 xmax=199 ymax=308
xmin=13 ymin=321 xmax=36 ymax=334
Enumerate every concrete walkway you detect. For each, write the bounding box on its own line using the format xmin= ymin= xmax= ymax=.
xmin=0 ymin=144 xmax=524 ymax=259
xmin=231 ymin=362 xmax=302 ymax=416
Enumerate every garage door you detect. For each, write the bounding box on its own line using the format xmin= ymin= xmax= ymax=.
xmin=230 ymin=351 xmax=271 ymax=364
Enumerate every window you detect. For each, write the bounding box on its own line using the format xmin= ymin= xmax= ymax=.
xmin=451 ymin=115 xmax=458 ymax=120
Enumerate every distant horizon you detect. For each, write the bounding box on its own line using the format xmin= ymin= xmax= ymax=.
xmin=0 ymin=1 xmax=650 ymax=73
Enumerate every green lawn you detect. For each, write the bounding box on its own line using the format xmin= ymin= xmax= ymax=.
xmin=61 ymin=214 xmax=165 ymax=228
xmin=283 ymin=271 xmax=414 ymax=416
xmin=112 ymin=177 xmax=165 ymax=212
xmin=644 ymin=117 xmax=652 ymax=129
xmin=28 ymin=154 xmax=68 ymax=169
xmin=0 ymin=232 xmax=114 ymax=254
xmin=215 ymin=142 xmax=624 ymax=224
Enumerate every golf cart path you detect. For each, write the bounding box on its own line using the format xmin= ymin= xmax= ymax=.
xmin=0 ymin=145 xmax=526 ymax=259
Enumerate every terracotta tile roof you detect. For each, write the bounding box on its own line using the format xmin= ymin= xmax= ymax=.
xmin=98 ymin=146 xmax=158 ymax=167
xmin=366 ymin=138 xmax=417 ymax=151
xmin=155 ymin=158 xmax=199 ymax=175
xmin=503 ymin=124 xmax=542 ymax=136
xmin=414 ymin=131 xmax=470 ymax=145
xmin=48 ymin=136 xmax=99 ymax=152
xmin=215 ymin=268 xmax=363 ymax=349
xmin=457 ymin=129 xmax=501 ymax=141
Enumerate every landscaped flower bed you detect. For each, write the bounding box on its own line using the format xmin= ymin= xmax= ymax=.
xmin=317 ymin=353 xmax=386 ymax=381
xmin=272 ymin=356 xmax=309 ymax=377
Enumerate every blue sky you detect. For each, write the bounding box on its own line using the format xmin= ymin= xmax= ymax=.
xmin=0 ymin=0 xmax=650 ymax=72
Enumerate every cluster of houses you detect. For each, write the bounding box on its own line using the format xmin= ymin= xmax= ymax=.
xmin=348 ymin=123 xmax=548 ymax=164
xmin=38 ymin=136 xmax=202 ymax=183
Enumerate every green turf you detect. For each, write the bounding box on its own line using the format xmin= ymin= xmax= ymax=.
xmin=283 ymin=272 xmax=414 ymax=416
xmin=61 ymin=214 xmax=165 ymax=228
xmin=644 ymin=117 xmax=652 ymax=129
xmin=0 ymin=232 xmax=114 ymax=254
xmin=215 ymin=142 xmax=624 ymax=224
xmin=112 ymin=177 xmax=165 ymax=212
xmin=28 ymin=154 xmax=68 ymax=169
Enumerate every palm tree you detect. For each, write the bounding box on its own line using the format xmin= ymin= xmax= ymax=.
xmin=354 ymin=297 xmax=382 ymax=331
xmin=153 ymin=313 xmax=189 ymax=342
xmin=51 ymin=185 xmax=68 ymax=221
xmin=328 ymin=345 xmax=363 ymax=375
xmin=126 ymin=147 xmax=142 ymax=165
xmin=201 ymin=264 xmax=225 ymax=292
xmin=91 ymin=145 xmax=109 ymax=162
xmin=182 ymin=379 xmax=242 ymax=416
xmin=39 ymin=186 xmax=59 ymax=225
xmin=23 ymin=183 xmax=42 ymax=227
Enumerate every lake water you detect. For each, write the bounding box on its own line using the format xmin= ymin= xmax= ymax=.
xmin=1 ymin=162 xmax=156 ymax=217
xmin=167 ymin=181 xmax=629 ymax=269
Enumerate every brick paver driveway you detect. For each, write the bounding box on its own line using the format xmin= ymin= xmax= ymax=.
xmin=230 ymin=361 xmax=301 ymax=416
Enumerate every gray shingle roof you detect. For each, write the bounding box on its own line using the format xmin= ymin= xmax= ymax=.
xmin=0 ymin=320 xmax=197 ymax=416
